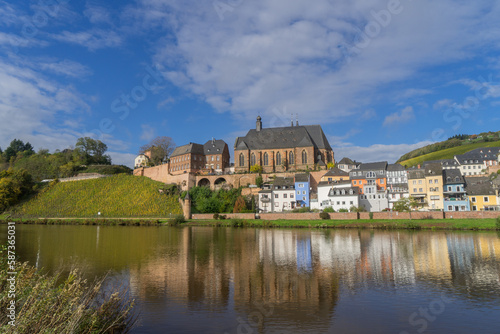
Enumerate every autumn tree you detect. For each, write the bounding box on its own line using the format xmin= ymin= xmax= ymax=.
xmin=75 ymin=137 xmax=111 ymax=165
xmin=233 ymin=196 xmax=246 ymax=213
xmin=140 ymin=136 xmax=176 ymax=166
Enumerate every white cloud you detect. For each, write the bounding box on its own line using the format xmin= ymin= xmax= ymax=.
xmin=334 ymin=140 xmax=434 ymax=164
xmin=433 ymin=99 xmax=454 ymax=110
xmin=383 ymin=106 xmax=415 ymax=126
xmin=37 ymin=59 xmax=92 ymax=78
xmin=51 ymin=29 xmax=122 ymax=50
xmin=123 ymin=0 xmax=500 ymax=125
xmin=108 ymin=152 xmax=136 ymax=168
xmin=140 ymin=124 xmax=155 ymax=141
xmin=84 ymin=4 xmax=111 ymax=24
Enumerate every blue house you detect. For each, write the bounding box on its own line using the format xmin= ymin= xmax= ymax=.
xmin=295 ymin=173 xmax=310 ymax=208
xmin=443 ymin=169 xmax=470 ymax=211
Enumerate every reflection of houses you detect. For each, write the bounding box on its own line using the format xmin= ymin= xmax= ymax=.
xmin=234 ymin=116 xmax=334 ymax=173
xmin=443 ymin=169 xmax=469 ymax=211
xmin=413 ymin=233 xmax=451 ymax=280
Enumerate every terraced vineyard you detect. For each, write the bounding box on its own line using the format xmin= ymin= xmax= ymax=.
xmin=10 ymin=174 xmax=182 ymax=218
xmin=399 ymin=140 xmax=500 ymax=167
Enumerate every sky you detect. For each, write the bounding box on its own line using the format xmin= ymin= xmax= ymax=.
xmin=1 ymin=0 xmax=500 ymax=167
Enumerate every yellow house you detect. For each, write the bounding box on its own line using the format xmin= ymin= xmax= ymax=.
xmin=424 ymin=163 xmax=444 ymax=210
xmin=320 ymin=167 xmax=349 ymax=182
xmin=408 ymin=169 xmax=427 ymax=209
xmin=466 ymin=177 xmax=498 ymax=211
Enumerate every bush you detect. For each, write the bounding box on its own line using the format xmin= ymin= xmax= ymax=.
xmin=323 ymin=207 xmax=335 ymax=213
xmin=293 ymin=206 xmax=310 ymax=213
xmin=255 ymin=176 xmax=263 ymax=188
xmin=213 ymin=213 xmax=219 ymax=220
xmin=218 ymin=214 xmax=226 ymax=220
xmin=496 ymin=216 xmax=500 ymax=230
xmin=230 ymin=218 xmax=246 ymax=227
xmin=369 ymin=212 xmax=374 ymax=219
xmin=319 ymin=212 xmax=330 ymax=220
xmin=338 ymin=208 xmax=349 ymax=213
xmin=170 ymin=214 xmax=186 ymax=225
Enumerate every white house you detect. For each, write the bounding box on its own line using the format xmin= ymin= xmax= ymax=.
xmin=317 ymin=181 xmax=359 ymax=211
xmin=258 ymin=177 xmax=296 ymax=212
xmin=134 ymin=154 xmax=150 ymax=168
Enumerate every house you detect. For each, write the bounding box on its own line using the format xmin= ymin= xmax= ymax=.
xmin=134 ymin=154 xmax=150 ymax=168
xmin=234 ymin=116 xmax=334 ymax=173
xmin=424 ymin=163 xmax=444 ymax=210
xmin=387 ymin=164 xmax=409 ymax=209
xmin=320 ymin=167 xmax=349 ymax=182
xmin=454 ymin=147 xmax=500 ymax=176
xmin=408 ymin=169 xmax=427 ymax=210
xmin=258 ymin=177 xmax=296 ymax=212
xmin=316 ymin=181 xmax=359 ymax=211
xmin=169 ymin=139 xmax=230 ymax=175
xmin=466 ymin=177 xmax=498 ymax=211
xmin=350 ymin=161 xmax=388 ymax=212
xmin=294 ymin=173 xmax=310 ymax=208
xmin=336 ymin=157 xmax=361 ymax=173
xmin=443 ymin=169 xmax=469 ymax=212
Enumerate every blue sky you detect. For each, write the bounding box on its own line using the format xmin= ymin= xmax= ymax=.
xmin=1 ymin=0 xmax=500 ymax=167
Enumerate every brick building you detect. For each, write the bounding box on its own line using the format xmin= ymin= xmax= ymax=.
xmin=169 ymin=139 xmax=230 ymax=175
xmin=234 ymin=116 xmax=334 ymax=173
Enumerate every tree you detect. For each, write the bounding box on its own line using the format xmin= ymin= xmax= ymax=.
xmin=3 ymin=139 xmax=34 ymax=161
xmin=327 ymin=162 xmax=335 ymax=169
xmin=255 ymin=175 xmax=263 ymax=187
xmin=75 ymin=137 xmax=111 ymax=165
xmin=233 ymin=196 xmax=246 ymax=213
xmin=250 ymin=165 xmax=263 ymax=174
xmin=140 ymin=136 xmax=176 ymax=166
xmin=0 ymin=168 xmax=34 ymax=212
xmin=393 ymin=197 xmax=418 ymax=219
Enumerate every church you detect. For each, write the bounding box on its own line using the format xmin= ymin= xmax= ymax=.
xmin=234 ymin=116 xmax=334 ymax=173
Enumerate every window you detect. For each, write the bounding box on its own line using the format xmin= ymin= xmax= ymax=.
xmin=290 ymin=194 xmax=294 ymax=198
xmin=342 ymin=201 xmax=346 ymax=205
xmin=297 ymin=191 xmax=300 ymax=195
xmin=472 ymin=205 xmax=477 ymax=211
xmin=302 ymin=191 xmax=306 ymax=195
xmin=275 ymin=203 xmax=279 ymax=207
xmin=350 ymin=201 xmax=353 ymax=205
xmin=276 ymin=152 xmax=281 ymax=166
xmin=448 ymin=186 xmax=452 ymax=191
xmin=456 ymin=186 xmax=460 ymax=192
xmin=263 ymin=153 xmax=269 ymax=166
xmin=419 ymin=188 xmax=423 ymax=193
xmin=289 ymin=152 xmax=294 ymax=164
xmin=274 ymin=194 xmax=278 ymax=198
xmin=211 ymin=156 xmax=214 ymax=161
xmin=353 ymin=180 xmax=357 ymax=185
xmin=303 ymin=196 xmax=306 ymax=200
xmin=217 ymin=164 xmax=219 ymax=169
xmin=367 ymin=171 xmax=376 ymax=178
xmin=239 ymin=153 xmax=245 ymax=167
xmin=418 ymin=180 xmax=422 ymax=184
xmin=217 ymin=156 xmax=220 ymax=161
xmin=484 ymin=197 xmax=489 ymax=202
xmin=448 ymin=205 xmax=452 ymax=210
xmin=251 ymin=153 xmax=256 ymax=166
xmin=301 ymin=150 xmax=307 ymax=164
xmin=298 ymin=183 xmax=304 ymax=188
xmin=283 ymin=194 xmax=287 ymax=198
xmin=429 ymin=179 xmax=433 ymax=184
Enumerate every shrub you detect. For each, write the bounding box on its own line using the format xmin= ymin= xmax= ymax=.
xmin=496 ymin=216 xmax=500 ymax=230
xmin=323 ymin=207 xmax=335 ymax=213
xmin=170 ymin=214 xmax=186 ymax=225
xmin=213 ymin=213 xmax=219 ymax=220
xmin=218 ymin=214 xmax=227 ymax=220
xmin=293 ymin=206 xmax=311 ymax=213
xmin=338 ymin=208 xmax=349 ymax=213
xmin=319 ymin=212 xmax=330 ymax=220
xmin=230 ymin=218 xmax=246 ymax=227
xmin=369 ymin=212 xmax=374 ymax=220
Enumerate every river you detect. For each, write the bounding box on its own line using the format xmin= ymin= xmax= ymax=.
xmin=1 ymin=225 xmax=500 ymax=333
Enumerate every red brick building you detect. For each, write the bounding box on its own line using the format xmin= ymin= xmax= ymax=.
xmin=234 ymin=116 xmax=334 ymax=173
xmin=169 ymin=139 xmax=230 ymax=175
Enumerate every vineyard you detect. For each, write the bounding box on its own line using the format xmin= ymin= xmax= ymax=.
xmin=10 ymin=174 xmax=182 ymax=218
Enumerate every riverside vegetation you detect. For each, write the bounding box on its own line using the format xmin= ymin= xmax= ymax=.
xmin=0 ymin=246 xmax=137 ymax=333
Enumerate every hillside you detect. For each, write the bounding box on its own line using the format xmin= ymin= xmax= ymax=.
xmin=9 ymin=174 xmax=182 ymax=218
xmin=399 ymin=140 xmax=500 ymax=167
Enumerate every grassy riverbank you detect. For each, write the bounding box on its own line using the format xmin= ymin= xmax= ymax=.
xmin=2 ymin=217 xmax=499 ymax=230
xmin=0 ymin=246 xmax=137 ymax=333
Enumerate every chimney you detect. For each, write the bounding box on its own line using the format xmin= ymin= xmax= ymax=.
xmin=212 ymin=137 xmax=215 ymax=144
xmin=417 ymin=164 xmax=421 ymax=169
xmin=296 ymin=113 xmax=299 ymax=126
xmin=256 ymin=116 xmax=262 ymax=132
xmin=291 ymin=114 xmax=293 ymax=127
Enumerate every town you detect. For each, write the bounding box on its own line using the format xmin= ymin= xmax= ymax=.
xmin=134 ymin=116 xmax=500 ymax=213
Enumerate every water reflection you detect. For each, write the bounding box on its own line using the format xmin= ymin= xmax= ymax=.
xmin=1 ymin=226 xmax=499 ymax=333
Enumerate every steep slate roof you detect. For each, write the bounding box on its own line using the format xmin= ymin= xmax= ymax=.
xmin=408 ymin=170 xmax=425 ymax=179
xmin=323 ymin=167 xmax=349 ymax=177
xmin=317 ymin=180 xmax=352 ymax=187
xmin=387 ymin=163 xmax=405 ymax=171
xmin=465 ymin=177 xmax=496 ymax=195
xmin=358 ymin=161 xmax=388 ymax=171
xmin=443 ymin=169 xmax=465 ymax=185
xmin=338 ymin=157 xmax=355 ymax=165
xmin=455 ymin=147 xmax=500 ymax=165
xmin=234 ymin=124 xmax=332 ymax=151
xmin=294 ymin=173 xmax=310 ymax=182
xmin=272 ymin=177 xmax=295 ymax=188
xmin=424 ymin=163 xmax=443 ymax=176
xmin=203 ymin=139 xmax=227 ymax=155
xmin=171 ymin=143 xmax=204 ymax=157
xmin=328 ymin=187 xmax=359 ymax=197
xmin=423 ymin=159 xmax=459 ymax=167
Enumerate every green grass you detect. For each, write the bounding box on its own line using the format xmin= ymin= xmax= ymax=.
xmin=185 ymin=218 xmax=499 ymax=230
xmin=399 ymin=140 xmax=500 ymax=168
xmin=8 ymin=174 xmax=182 ymax=218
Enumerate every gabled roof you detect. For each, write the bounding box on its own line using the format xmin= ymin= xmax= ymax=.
xmin=338 ymin=157 xmax=355 ymax=165
xmin=443 ymin=169 xmax=464 ymax=185
xmin=171 ymin=143 xmax=204 ymax=157
xmin=323 ymin=167 xmax=349 ymax=177
xmin=387 ymin=163 xmax=405 ymax=171
xmin=424 ymin=163 xmax=443 ymax=176
xmin=328 ymin=187 xmax=359 ymax=197
xmin=203 ymin=139 xmax=227 ymax=155
xmin=358 ymin=161 xmax=388 ymax=171
xmin=455 ymin=147 xmax=500 ymax=165
xmin=234 ymin=124 xmax=332 ymax=151
xmin=295 ymin=173 xmax=310 ymax=182
xmin=317 ymin=180 xmax=351 ymax=187
xmin=272 ymin=177 xmax=295 ymax=188
xmin=408 ymin=170 xmax=425 ymax=179
xmin=465 ymin=177 xmax=496 ymax=195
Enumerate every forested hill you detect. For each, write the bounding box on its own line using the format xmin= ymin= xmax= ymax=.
xmin=396 ymin=132 xmax=500 ymax=164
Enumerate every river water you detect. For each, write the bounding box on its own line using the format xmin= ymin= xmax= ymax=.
xmin=1 ymin=225 xmax=500 ymax=333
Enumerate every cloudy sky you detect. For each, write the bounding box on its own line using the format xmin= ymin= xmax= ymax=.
xmin=1 ymin=0 xmax=500 ymax=167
